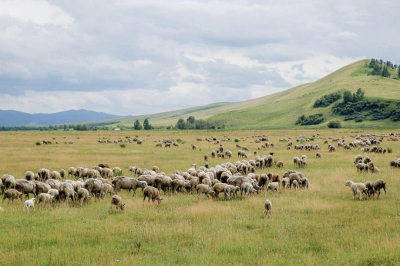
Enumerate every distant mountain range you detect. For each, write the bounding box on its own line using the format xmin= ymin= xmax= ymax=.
xmin=0 ymin=109 xmax=122 ymax=126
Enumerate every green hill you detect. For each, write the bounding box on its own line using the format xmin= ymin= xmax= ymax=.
xmin=95 ymin=59 xmax=400 ymax=129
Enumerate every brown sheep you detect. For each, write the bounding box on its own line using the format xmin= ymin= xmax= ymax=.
xmin=2 ymin=189 xmax=23 ymax=204
xmin=143 ymin=186 xmax=163 ymax=204
xmin=267 ymin=173 xmax=280 ymax=184
xmin=110 ymin=195 xmax=125 ymax=211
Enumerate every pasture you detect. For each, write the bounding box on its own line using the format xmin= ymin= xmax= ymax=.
xmin=0 ymin=129 xmax=399 ymax=265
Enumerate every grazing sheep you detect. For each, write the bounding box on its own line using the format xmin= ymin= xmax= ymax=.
xmin=2 ymin=189 xmax=23 ymax=203
xmin=372 ymin=179 xmax=387 ymax=199
xmin=266 ymin=182 xmax=279 ymax=195
xmin=110 ymin=195 xmax=125 ymax=211
xmin=241 ymin=182 xmax=256 ymax=198
xmin=196 ymin=184 xmax=215 ymax=200
xmin=345 ymin=180 xmax=367 ymax=200
xmin=281 ymin=177 xmax=290 ymax=189
xmin=299 ymin=177 xmax=311 ymax=189
xmin=264 ymin=199 xmax=272 ymax=217
xmin=102 ymin=183 xmax=115 ymax=197
xmin=223 ymin=185 xmax=240 ymax=200
xmin=77 ymin=188 xmax=90 ymax=206
xmin=25 ymin=171 xmax=35 ymax=181
xmin=316 ymin=152 xmax=321 ymax=159
xmin=143 ymin=186 xmax=163 ymax=204
xmin=24 ymin=198 xmax=36 ymax=213
xmin=60 ymin=169 xmax=66 ymax=178
xmin=275 ymin=161 xmax=284 ymax=169
xmin=364 ymin=181 xmax=374 ymax=198
xmin=291 ymin=180 xmax=299 ymax=190
xmin=68 ymin=167 xmax=77 ymax=178
xmin=37 ymin=193 xmax=55 ymax=207
xmin=47 ymin=189 xmax=60 ymax=201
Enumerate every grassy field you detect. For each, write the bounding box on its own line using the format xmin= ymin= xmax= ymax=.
xmin=1 ymin=129 xmax=400 ymax=265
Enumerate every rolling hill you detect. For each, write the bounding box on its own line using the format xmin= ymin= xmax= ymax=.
xmin=94 ymin=59 xmax=400 ymax=129
xmin=0 ymin=109 xmax=121 ymax=126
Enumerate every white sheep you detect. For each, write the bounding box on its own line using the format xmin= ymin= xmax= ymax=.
xmin=292 ymin=180 xmax=299 ymax=190
xmin=345 ymin=180 xmax=367 ymax=200
xmin=264 ymin=199 xmax=272 ymax=217
xmin=24 ymin=198 xmax=36 ymax=213
xmin=266 ymin=182 xmax=279 ymax=195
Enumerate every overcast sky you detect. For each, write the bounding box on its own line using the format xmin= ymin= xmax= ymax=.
xmin=0 ymin=0 xmax=398 ymax=115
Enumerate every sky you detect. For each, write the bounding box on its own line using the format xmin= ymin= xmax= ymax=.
xmin=0 ymin=0 xmax=399 ymax=116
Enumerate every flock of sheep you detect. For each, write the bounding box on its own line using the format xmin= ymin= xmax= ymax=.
xmin=1 ymin=131 xmax=398 ymax=217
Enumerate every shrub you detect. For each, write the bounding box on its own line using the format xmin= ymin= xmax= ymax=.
xmin=387 ymin=148 xmax=393 ymax=154
xmin=120 ymin=143 xmax=126 ymax=148
xmin=327 ymin=120 xmax=342 ymax=128
xmin=176 ymin=138 xmax=182 ymax=143
xmin=296 ymin=114 xmax=324 ymax=125
xmin=313 ymin=92 xmax=342 ymax=107
xmin=234 ymin=138 xmax=240 ymax=143
xmin=35 ymin=141 xmax=41 ymax=146
xmin=115 ymin=170 xmax=123 ymax=176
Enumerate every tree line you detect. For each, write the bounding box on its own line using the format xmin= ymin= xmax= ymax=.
xmin=368 ymin=59 xmax=400 ymax=78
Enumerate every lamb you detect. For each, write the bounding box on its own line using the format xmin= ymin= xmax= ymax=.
xmin=372 ymin=179 xmax=386 ymax=199
xmin=267 ymin=173 xmax=280 ymax=184
xmin=266 ymin=182 xmax=279 ymax=195
xmin=143 ymin=186 xmax=163 ymax=204
xmin=275 ymin=161 xmax=284 ymax=169
xmin=345 ymin=180 xmax=367 ymax=200
xmin=264 ymin=199 xmax=272 ymax=217
xmin=2 ymin=189 xmax=23 ymax=203
xmin=299 ymin=177 xmax=311 ymax=189
xmin=316 ymin=152 xmax=322 ymax=159
xmin=196 ymin=184 xmax=215 ymax=200
xmin=110 ymin=195 xmax=125 ymax=211
xmin=24 ymin=198 xmax=36 ymax=213
xmin=204 ymin=154 xmax=208 ymax=161
xmin=102 ymin=183 xmax=115 ymax=197
xmin=77 ymin=188 xmax=90 ymax=206
xmin=223 ymin=185 xmax=240 ymax=200
xmin=37 ymin=193 xmax=55 ymax=207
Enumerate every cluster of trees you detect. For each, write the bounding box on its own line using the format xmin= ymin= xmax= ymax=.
xmin=296 ymin=113 xmax=324 ymax=125
xmin=175 ymin=116 xmax=217 ymax=130
xmin=332 ymin=88 xmax=400 ymax=122
xmin=368 ymin=59 xmax=399 ymax=78
xmin=133 ymin=118 xmax=152 ymax=130
xmin=313 ymin=92 xmax=342 ymax=107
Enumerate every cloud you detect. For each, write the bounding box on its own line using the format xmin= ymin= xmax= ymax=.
xmin=0 ymin=0 xmax=399 ymax=115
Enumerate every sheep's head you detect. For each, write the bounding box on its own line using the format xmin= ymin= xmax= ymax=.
xmin=345 ymin=180 xmax=353 ymax=187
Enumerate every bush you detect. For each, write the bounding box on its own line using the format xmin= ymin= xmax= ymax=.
xmin=234 ymin=138 xmax=240 ymax=143
xmin=120 ymin=143 xmax=126 ymax=148
xmin=176 ymin=138 xmax=182 ymax=143
xmin=115 ymin=170 xmax=123 ymax=176
xmin=313 ymin=92 xmax=342 ymax=107
xmin=35 ymin=141 xmax=41 ymax=146
xmin=387 ymin=148 xmax=393 ymax=154
xmin=296 ymin=114 xmax=324 ymax=125
xmin=327 ymin=120 xmax=342 ymax=128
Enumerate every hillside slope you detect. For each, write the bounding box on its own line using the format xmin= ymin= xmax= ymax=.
xmin=207 ymin=59 xmax=400 ymax=129
xmin=95 ymin=59 xmax=400 ymax=129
